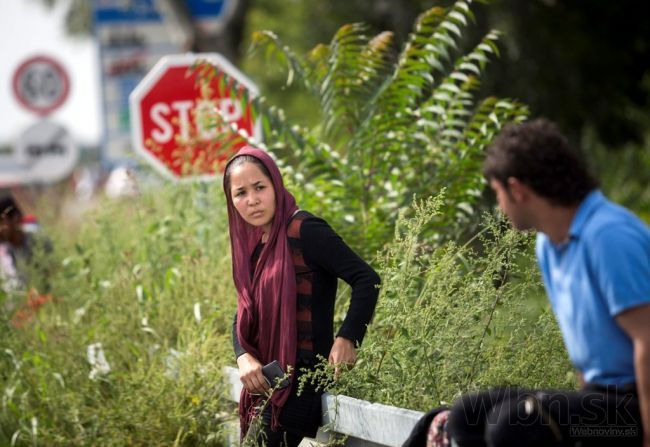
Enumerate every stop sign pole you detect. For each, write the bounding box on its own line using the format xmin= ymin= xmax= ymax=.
xmin=129 ymin=53 xmax=260 ymax=182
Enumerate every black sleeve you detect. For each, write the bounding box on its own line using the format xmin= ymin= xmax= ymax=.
xmin=301 ymin=217 xmax=381 ymax=346
xmin=232 ymin=313 xmax=247 ymax=359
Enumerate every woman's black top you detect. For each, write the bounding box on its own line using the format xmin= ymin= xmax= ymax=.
xmin=232 ymin=211 xmax=380 ymax=363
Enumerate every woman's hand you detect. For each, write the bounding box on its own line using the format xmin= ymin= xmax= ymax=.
xmin=328 ymin=336 xmax=357 ymax=378
xmin=237 ymin=353 xmax=269 ymax=395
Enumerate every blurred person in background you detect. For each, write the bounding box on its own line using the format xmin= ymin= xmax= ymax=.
xmin=0 ymin=196 xmax=53 ymax=296
xmin=0 ymin=196 xmax=29 ymax=292
xmin=21 ymin=214 xmax=40 ymax=235
xmin=104 ymin=165 xmax=140 ymax=199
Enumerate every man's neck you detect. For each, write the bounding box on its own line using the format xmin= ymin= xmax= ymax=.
xmin=536 ymin=204 xmax=579 ymax=245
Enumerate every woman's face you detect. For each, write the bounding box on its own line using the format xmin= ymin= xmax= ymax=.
xmin=229 ymin=161 xmax=276 ymax=233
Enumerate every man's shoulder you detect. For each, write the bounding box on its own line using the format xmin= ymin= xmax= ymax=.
xmin=583 ymin=199 xmax=650 ymax=244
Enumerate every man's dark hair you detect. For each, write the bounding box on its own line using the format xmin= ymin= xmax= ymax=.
xmin=0 ymin=196 xmax=22 ymax=219
xmin=483 ymin=118 xmax=598 ymax=206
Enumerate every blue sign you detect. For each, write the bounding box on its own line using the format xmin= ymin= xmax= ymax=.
xmin=95 ymin=0 xmax=229 ymax=24
xmin=94 ymin=0 xmax=161 ymax=23
xmin=186 ymin=0 xmax=227 ymax=19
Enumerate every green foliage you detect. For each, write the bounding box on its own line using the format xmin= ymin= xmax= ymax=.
xmin=218 ymin=1 xmax=528 ymax=256
xmin=0 ymin=3 xmax=585 ymax=443
xmin=0 ymin=185 xmax=577 ymax=444
xmin=304 ymin=195 xmax=575 ymax=410
xmin=588 ymin=130 xmax=650 ymax=222
xmin=0 ymin=184 xmax=237 ymax=446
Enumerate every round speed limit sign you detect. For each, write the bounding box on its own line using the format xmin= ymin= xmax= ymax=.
xmin=12 ymin=55 xmax=70 ymax=116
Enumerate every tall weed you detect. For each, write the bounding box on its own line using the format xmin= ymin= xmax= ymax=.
xmin=313 ymin=194 xmax=575 ymax=411
xmin=0 ymin=183 xmax=237 ymax=446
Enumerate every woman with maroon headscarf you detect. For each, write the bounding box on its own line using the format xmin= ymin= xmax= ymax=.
xmin=223 ymin=147 xmax=380 ymax=446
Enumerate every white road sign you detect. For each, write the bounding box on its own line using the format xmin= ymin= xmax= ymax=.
xmin=12 ymin=55 xmax=70 ymax=116
xmin=1 ymin=121 xmax=79 ymax=184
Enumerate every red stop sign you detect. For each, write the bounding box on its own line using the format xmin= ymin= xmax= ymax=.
xmin=129 ymin=54 xmax=260 ymax=181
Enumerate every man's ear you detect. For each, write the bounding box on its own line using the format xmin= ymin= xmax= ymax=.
xmin=506 ymin=177 xmax=528 ymax=203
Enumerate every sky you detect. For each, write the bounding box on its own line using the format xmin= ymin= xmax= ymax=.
xmin=0 ymin=0 xmax=102 ymax=147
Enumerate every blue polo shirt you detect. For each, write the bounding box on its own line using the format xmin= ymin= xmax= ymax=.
xmin=536 ymin=190 xmax=650 ymax=386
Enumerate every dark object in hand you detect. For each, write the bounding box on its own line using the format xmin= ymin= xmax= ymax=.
xmin=262 ymin=360 xmax=291 ymax=389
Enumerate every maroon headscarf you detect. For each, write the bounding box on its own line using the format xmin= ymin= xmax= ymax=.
xmin=223 ymin=147 xmax=299 ymax=435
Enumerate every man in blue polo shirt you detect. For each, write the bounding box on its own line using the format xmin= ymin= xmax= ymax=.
xmin=447 ymin=118 xmax=650 ymax=447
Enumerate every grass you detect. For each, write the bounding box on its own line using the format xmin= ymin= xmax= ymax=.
xmin=1 ymin=183 xmax=578 ymax=445
xmin=1 ymin=182 xmax=237 ymax=446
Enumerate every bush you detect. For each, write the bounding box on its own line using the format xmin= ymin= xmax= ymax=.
xmin=305 ymin=195 xmax=575 ymax=411
xmin=0 ymin=183 xmax=237 ymax=446
xmin=199 ymin=0 xmax=528 ymax=256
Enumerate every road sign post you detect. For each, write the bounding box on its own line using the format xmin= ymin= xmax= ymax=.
xmin=129 ymin=53 xmax=260 ymax=181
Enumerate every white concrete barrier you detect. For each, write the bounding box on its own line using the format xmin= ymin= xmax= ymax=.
xmin=224 ymin=366 xmax=423 ymax=447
